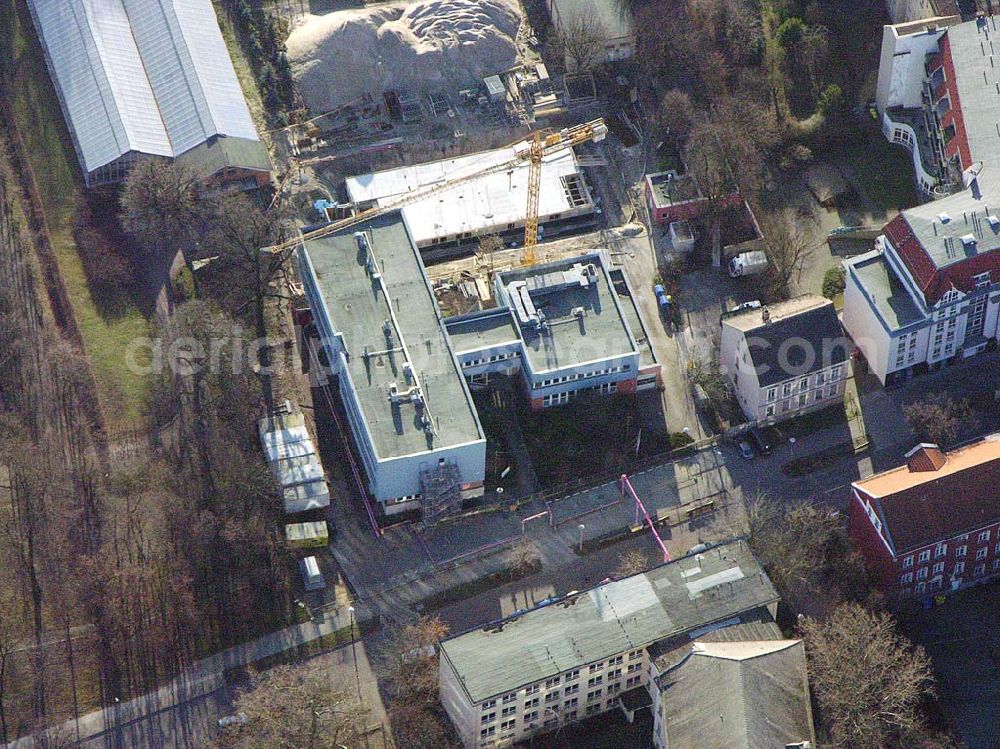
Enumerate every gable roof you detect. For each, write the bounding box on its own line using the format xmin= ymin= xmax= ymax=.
xmin=439 ymin=540 xmax=779 ymax=704
xmin=657 ymin=639 xmax=815 ymax=749
xmin=722 ymin=295 xmax=848 ymax=387
xmin=28 ymin=0 xmax=260 ymax=175
xmin=853 ymin=434 xmax=1000 ymax=554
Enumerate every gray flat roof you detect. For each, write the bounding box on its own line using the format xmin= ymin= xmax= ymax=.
xmin=498 ymin=254 xmax=637 ymax=373
xmin=851 ymin=251 xmax=924 ymax=329
xmin=609 ymin=268 xmax=658 ymax=368
xmin=444 ymin=310 xmax=520 ymax=354
xmin=895 ymin=169 xmax=1000 ymax=270
xmin=301 ymin=213 xmax=482 ymax=459
xmin=439 ymin=539 xmax=778 ymax=704
xmin=947 ymin=20 xmax=1000 ymax=172
xmin=646 ymin=172 xmax=702 ymax=208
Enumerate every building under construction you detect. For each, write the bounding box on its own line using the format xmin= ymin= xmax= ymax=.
xmin=345 ymin=145 xmax=598 ymax=249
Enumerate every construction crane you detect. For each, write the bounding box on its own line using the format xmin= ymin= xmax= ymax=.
xmin=270 ymin=119 xmax=608 ymax=265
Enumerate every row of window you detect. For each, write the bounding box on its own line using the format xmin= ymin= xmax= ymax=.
xmin=901 ymin=559 xmax=1000 ymax=596
xmin=764 ymin=384 xmax=839 ymax=417
xmin=541 ymin=380 xmax=619 ymax=406
xmin=765 ymin=365 xmax=843 ymax=402
xmin=463 ymin=351 xmax=518 ymax=368
xmin=902 ymin=533 xmax=997 ymax=568
xmin=533 ymin=364 xmax=631 ymax=390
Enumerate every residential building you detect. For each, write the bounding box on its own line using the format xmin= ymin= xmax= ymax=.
xmin=345 ymin=146 xmax=596 ymax=250
xmin=849 ymin=436 xmax=1000 ymax=600
xmin=546 ymin=0 xmax=636 ymax=68
xmin=875 ymin=15 xmax=998 ymax=197
xmin=644 ymin=172 xmax=705 ymax=225
xmin=27 ymin=0 xmax=271 ymax=189
xmin=842 ymin=172 xmax=1000 ymax=385
xmin=648 ymin=622 xmax=816 ymax=749
xmin=720 ymin=295 xmax=850 ymax=423
xmin=438 ymin=539 xmax=780 ymax=749
xmin=297 ymin=212 xmax=487 ymax=521
xmin=885 ymin=0 xmax=958 ymax=24
xmin=445 ymin=251 xmax=661 ymax=409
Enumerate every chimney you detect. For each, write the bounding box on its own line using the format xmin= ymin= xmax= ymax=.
xmin=761 ymin=306 xmax=771 ymax=324
xmin=905 ymin=444 xmax=947 ymax=473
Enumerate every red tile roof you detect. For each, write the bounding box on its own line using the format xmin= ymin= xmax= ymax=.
xmin=854 ymin=437 xmax=1000 ymax=554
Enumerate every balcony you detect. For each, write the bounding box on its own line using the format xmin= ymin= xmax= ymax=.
xmin=881 ymin=106 xmax=961 ymax=198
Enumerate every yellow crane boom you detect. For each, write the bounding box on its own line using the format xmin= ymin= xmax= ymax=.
xmin=271 ymin=119 xmax=608 ymax=259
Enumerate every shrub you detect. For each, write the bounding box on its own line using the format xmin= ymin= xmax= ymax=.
xmin=822 ymin=266 xmax=846 ymax=299
xmin=776 ymin=17 xmax=806 ymax=48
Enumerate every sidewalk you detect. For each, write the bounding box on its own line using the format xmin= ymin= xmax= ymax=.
xmin=4 ymin=606 xmax=370 ymax=749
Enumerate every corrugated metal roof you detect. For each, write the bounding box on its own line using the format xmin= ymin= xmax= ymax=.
xmin=29 ymin=0 xmax=260 ymax=175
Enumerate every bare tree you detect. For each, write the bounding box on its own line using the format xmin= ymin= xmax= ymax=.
xmin=507 ymin=540 xmax=541 ymax=575
xmin=653 ymin=89 xmax=696 ymax=147
xmin=214 ymin=661 xmax=367 ymax=749
xmin=759 ymin=212 xmax=815 ymax=301
xmin=119 ymin=159 xmax=210 ymax=255
xmin=613 ymin=549 xmax=651 ymax=579
xmin=801 ymin=604 xmax=934 ymax=749
xmin=554 ymin=15 xmax=610 ymax=73
xmin=903 ymin=395 xmax=974 ymax=447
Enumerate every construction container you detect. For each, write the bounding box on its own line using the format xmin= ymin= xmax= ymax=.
xmin=299 ymin=556 xmax=326 ymax=591
xmin=285 ymin=521 xmax=330 ymax=550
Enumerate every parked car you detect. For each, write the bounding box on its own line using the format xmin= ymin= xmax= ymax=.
xmin=218 ymin=713 xmax=249 ymax=728
xmin=738 ymin=441 xmax=754 ymax=460
xmin=729 ymin=300 xmax=761 ymax=314
xmin=653 ymin=283 xmax=671 ymax=311
xmin=747 ymin=426 xmax=772 ymax=455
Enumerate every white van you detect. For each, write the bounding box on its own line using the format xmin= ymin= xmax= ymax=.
xmin=299 ymin=556 xmax=326 ymax=591
xmin=727 ymin=250 xmax=769 ymax=278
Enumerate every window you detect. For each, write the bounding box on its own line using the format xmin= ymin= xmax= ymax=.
xmin=525 ymin=697 xmax=539 ymax=709
xmin=826 ymin=385 xmax=837 ymax=399
xmin=995 ymin=541 xmax=1000 ymax=555
xmin=626 ymin=675 xmax=642 ymax=688
xmin=566 ymin=669 xmax=580 ymax=680
xmin=974 ymin=271 xmax=991 ymax=288
xmin=564 ymin=697 xmax=578 ymax=708
xmin=482 ymin=700 xmax=496 ymax=710
xmin=628 ymin=650 xmax=642 ymax=660
xmin=525 ymin=684 xmax=539 ymax=695
xmin=976 ymin=563 xmax=987 ymax=577
xmin=831 ymin=366 xmax=842 ymax=380
xmin=798 ymin=378 xmax=809 ymax=391
xmin=546 ymin=691 xmax=560 ymax=703
xmin=564 ymin=684 xmax=579 ymax=696
xmin=480 ymin=726 xmax=496 ymax=739
xmin=955 ymin=561 xmax=966 ymax=575
xmin=980 ymin=530 xmax=992 ymax=543
xmin=977 ymin=547 xmax=988 ymax=560
xmin=917 ymin=567 xmax=928 ymax=580
xmin=608 ymin=655 xmax=623 ymax=666
xmin=502 ymin=706 xmax=517 ymax=718
xmin=482 ymin=713 xmax=496 ymax=724
xmin=915 ymin=581 xmax=926 ymax=594
xmin=502 ymin=693 xmax=517 ymax=705
xmin=608 ymin=682 xmax=622 ymax=695
xmin=586 ymin=704 xmax=601 ymax=716
xmin=782 ymin=383 xmax=792 ymax=397
xmin=587 ymin=689 xmax=602 ymax=702
xmin=797 ymin=393 xmax=808 ymax=408
xmin=627 ymin=662 xmax=642 ymax=673
xmin=956 ymin=545 xmax=968 ymax=559
xmin=901 ymin=572 xmax=913 ymax=584
xmin=933 ymin=562 xmax=944 ymax=574
xmin=524 ymin=711 xmax=538 ymax=723
xmin=608 ymin=669 xmax=621 ymax=680
xmin=587 ymin=676 xmax=603 ymax=687
xmin=767 ymin=387 xmax=777 ymax=401
xmin=545 ymin=677 xmax=560 ymax=689
xmin=765 ymin=404 xmax=775 ymax=417
xmin=918 ymin=550 xmax=931 ymax=563
xmin=935 ymin=544 xmax=947 ymax=558
xmin=500 ymin=719 xmax=516 ymax=733
xmin=993 ymin=559 xmax=1000 ymax=570
xmin=565 ymin=710 xmax=577 ymax=721
xmin=588 ymin=664 xmax=602 ymax=674
xmin=902 ymin=555 xmax=914 ymax=568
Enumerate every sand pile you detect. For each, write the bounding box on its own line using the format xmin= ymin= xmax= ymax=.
xmin=286 ymin=0 xmax=522 ymax=112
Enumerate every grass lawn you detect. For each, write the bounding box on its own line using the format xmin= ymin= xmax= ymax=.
xmin=0 ymin=0 xmax=151 ymax=426
xmin=836 ymin=126 xmax=920 ymax=213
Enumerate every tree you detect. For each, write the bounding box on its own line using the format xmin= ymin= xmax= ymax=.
xmin=555 ymin=15 xmax=609 ymax=73
xmin=759 ymin=212 xmax=816 ymax=301
xmin=613 ymin=549 xmax=651 ymax=578
xmin=818 ymin=83 xmax=846 ymax=118
xmin=214 ymin=661 xmax=367 ymax=749
xmin=800 ymin=25 xmax=830 ymax=97
xmin=903 ymin=395 xmax=975 ymax=447
xmin=822 ymin=266 xmax=846 ymax=300
xmin=119 ymin=159 xmax=209 ymax=255
xmin=653 ymin=89 xmax=696 ymax=147
xmin=801 ymin=604 xmax=934 ymax=749
xmin=776 ymin=16 xmax=806 ymax=49
xmin=507 ymin=540 xmax=541 ymax=575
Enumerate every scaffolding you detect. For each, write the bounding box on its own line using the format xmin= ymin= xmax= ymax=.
xmin=420 ymin=459 xmax=463 ymax=524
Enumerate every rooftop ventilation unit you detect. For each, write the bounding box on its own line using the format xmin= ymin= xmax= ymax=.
xmin=962 ymin=233 xmax=977 ymax=246
xmin=938 ymin=212 xmax=952 ymax=223
xmin=571 ymin=306 xmax=585 ymax=318
xmin=989 ymin=215 xmax=1000 ymax=231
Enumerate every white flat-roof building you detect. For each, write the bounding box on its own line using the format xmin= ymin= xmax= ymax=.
xmin=297 ymin=212 xmax=487 ymax=521
xmin=27 ymin=0 xmax=271 ymax=188
xmin=345 ymin=147 xmax=596 ymax=249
